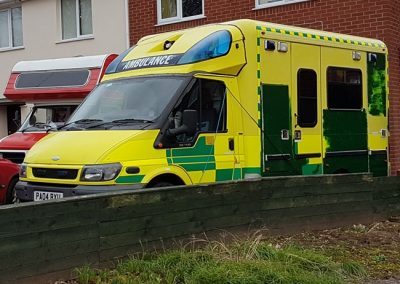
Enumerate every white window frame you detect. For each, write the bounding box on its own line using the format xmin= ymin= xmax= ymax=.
xmin=0 ymin=6 xmax=23 ymax=51
xmin=255 ymin=0 xmax=309 ymax=9
xmin=157 ymin=0 xmax=205 ymax=25
xmin=61 ymin=0 xmax=93 ymax=41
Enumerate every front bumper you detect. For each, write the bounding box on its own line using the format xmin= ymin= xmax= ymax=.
xmin=15 ymin=181 xmax=145 ymax=201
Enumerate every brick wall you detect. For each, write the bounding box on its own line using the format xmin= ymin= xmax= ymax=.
xmin=128 ymin=0 xmax=400 ymax=174
xmin=387 ymin=0 xmax=400 ymax=174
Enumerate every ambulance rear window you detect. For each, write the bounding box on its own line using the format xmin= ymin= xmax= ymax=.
xmin=15 ymin=70 xmax=90 ymax=89
xmin=178 ymin=30 xmax=232 ymax=64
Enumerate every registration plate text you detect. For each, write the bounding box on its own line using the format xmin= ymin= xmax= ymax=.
xmin=34 ymin=191 xmax=64 ymax=201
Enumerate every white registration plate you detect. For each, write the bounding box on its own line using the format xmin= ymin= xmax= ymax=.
xmin=33 ymin=191 xmax=64 ymax=201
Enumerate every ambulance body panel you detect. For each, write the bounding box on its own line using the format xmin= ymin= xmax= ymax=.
xmin=16 ymin=20 xmax=388 ymax=201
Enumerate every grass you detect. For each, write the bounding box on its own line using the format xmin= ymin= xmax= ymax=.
xmin=74 ymin=231 xmax=366 ymax=284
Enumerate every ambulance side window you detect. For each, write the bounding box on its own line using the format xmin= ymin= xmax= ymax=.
xmin=297 ymin=69 xmax=317 ymax=127
xmin=327 ymin=67 xmax=362 ymax=110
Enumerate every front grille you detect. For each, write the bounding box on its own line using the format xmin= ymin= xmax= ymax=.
xmin=28 ymin=182 xmax=77 ymax=188
xmin=32 ymin=168 xmax=78 ymax=180
xmin=0 ymin=152 xmax=25 ymax=164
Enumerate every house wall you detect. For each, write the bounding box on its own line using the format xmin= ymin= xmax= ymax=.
xmin=129 ymin=0 xmax=400 ymax=174
xmin=0 ymin=0 xmax=129 ymax=137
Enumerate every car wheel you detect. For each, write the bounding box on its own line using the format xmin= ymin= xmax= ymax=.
xmin=6 ymin=177 xmax=18 ymax=204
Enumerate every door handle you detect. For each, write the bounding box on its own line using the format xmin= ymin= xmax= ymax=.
xmin=228 ymin=138 xmax=235 ymax=151
xmin=281 ymin=129 xmax=289 ymax=140
xmin=294 ymin=130 xmax=301 ymax=141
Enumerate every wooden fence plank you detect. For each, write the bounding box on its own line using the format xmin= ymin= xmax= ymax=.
xmin=0 ymin=173 xmax=398 ymax=282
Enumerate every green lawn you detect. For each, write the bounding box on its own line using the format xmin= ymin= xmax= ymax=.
xmin=75 ymin=232 xmax=365 ymax=284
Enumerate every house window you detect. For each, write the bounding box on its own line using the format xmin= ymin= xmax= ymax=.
xmin=327 ymin=67 xmax=362 ymax=110
xmin=157 ymin=0 xmax=204 ymax=24
xmin=61 ymin=0 xmax=93 ymax=40
xmin=256 ymin=0 xmax=308 ymax=9
xmin=0 ymin=7 xmax=23 ymax=49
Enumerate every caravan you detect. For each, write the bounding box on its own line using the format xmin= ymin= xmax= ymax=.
xmin=0 ymin=54 xmax=116 ymax=202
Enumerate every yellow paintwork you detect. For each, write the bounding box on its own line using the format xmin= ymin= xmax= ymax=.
xmin=291 ymin=43 xmax=322 ymax=166
xmin=21 ymin=19 xmax=389 ymax=190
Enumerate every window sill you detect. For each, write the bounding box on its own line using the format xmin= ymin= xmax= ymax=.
xmin=0 ymin=46 xmax=24 ymax=53
xmin=55 ymin=35 xmax=94 ymax=44
xmin=253 ymin=0 xmax=309 ymax=10
xmin=156 ymin=15 xmax=206 ymax=27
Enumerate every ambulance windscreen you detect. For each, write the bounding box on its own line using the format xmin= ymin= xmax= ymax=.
xmin=65 ymin=76 xmax=187 ymax=130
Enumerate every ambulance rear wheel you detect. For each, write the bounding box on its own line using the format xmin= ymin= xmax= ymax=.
xmin=333 ymin=169 xmax=349 ymax=174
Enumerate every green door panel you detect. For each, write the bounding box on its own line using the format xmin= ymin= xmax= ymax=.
xmin=368 ymin=53 xmax=386 ymax=116
xmin=323 ymin=110 xmax=368 ymax=152
xmin=262 ymin=84 xmax=305 ymax=176
xmin=369 ymin=151 xmax=388 ymax=177
xmin=262 ymin=84 xmax=291 ymax=155
xmin=323 ymin=109 xmax=368 ymax=174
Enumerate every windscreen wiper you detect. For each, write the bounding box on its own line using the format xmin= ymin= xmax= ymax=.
xmin=21 ymin=122 xmax=54 ymax=133
xmin=85 ymin=118 xmax=155 ymax=129
xmin=112 ymin=118 xmax=154 ymax=123
xmin=57 ymin=119 xmax=104 ymax=130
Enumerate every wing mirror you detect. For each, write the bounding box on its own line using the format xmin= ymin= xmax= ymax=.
xmin=168 ymin=109 xmax=198 ymax=136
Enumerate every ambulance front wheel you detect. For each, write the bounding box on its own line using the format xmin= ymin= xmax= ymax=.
xmin=149 ymin=181 xmax=174 ymax=188
xmin=146 ymin=174 xmax=185 ymax=188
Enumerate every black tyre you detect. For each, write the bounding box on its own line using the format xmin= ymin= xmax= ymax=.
xmin=149 ymin=181 xmax=174 ymax=188
xmin=333 ymin=169 xmax=349 ymax=174
xmin=6 ymin=177 xmax=18 ymax=204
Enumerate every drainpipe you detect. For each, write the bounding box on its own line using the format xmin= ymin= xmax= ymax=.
xmin=124 ymin=0 xmax=130 ymax=49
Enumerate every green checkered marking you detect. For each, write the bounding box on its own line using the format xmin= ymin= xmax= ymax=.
xmin=256 ymin=25 xmax=385 ymax=49
xmin=216 ymin=168 xmax=242 ymax=181
xmin=166 ymin=137 xmax=216 ymax=172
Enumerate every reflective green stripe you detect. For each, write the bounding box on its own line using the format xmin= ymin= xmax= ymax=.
xmin=116 ymin=175 xmax=144 ymax=184
xmin=302 ymin=164 xmax=323 ymax=175
xmin=172 ymin=156 xmax=215 ymax=163
xmin=243 ymin=167 xmax=262 ymax=177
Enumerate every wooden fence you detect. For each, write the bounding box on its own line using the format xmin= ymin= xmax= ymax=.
xmin=0 ymin=174 xmax=399 ymax=283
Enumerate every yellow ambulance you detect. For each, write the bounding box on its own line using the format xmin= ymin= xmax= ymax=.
xmin=16 ymin=19 xmax=389 ymax=201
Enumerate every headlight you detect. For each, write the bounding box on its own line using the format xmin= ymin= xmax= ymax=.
xmin=80 ymin=163 xmax=122 ymax=182
xmin=20 ymin=163 xmax=27 ymax=178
